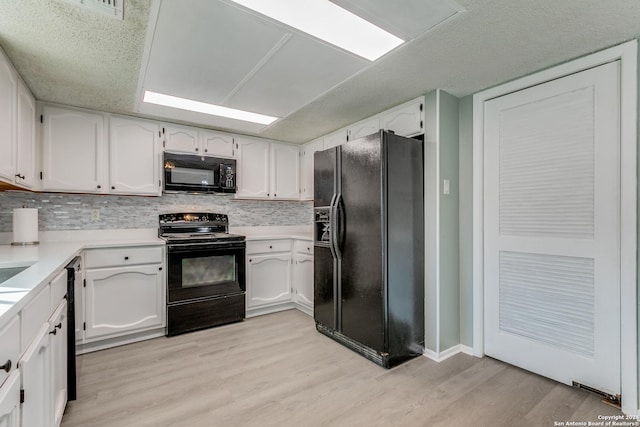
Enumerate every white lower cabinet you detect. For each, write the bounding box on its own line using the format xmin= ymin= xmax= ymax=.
xmin=246 ymin=253 xmax=292 ymax=308
xmin=19 ymin=323 xmax=51 ymax=427
xmin=245 ymin=239 xmax=314 ymax=317
xmin=0 ymin=371 xmax=21 ymax=427
xmin=49 ymin=302 xmax=67 ymax=427
xmin=294 ymin=241 xmax=313 ymax=312
xmin=0 ymin=316 xmax=20 ymax=427
xmin=246 ymin=240 xmax=293 ymax=313
xmin=18 ymin=276 xmax=68 ymax=427
xmin=82 ymin=245 xmax=165 ymax=345
xmin=84 ymin=264 xmax=164 ymax=341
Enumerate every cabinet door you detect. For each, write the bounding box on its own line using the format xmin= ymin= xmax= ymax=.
xmin=380 ymin=97 xmax=424 ymax=137
xmin=323 ymin=130 xmax=347 ymax=149
xmin=247 ymin=253 xmax=292 ymax=308
xmin=109 ymin=116 xmax=161 ymax=196
xmin=199 ymin=129 xmax=234 ymax=158
xmin=270 ymin=143 xmax=300 ymax=199
xmin=19 ymin=323 xmax=52 ymax=427
xmin=295 ymin=253 xmax=313 ymax=308
xmin=85 ymin=264 xmax=165 ymax=341
xmin=42 ymin=106 xmax=105 ymax=192
xmin=0 ymin=317 xmax=19 ymax=389
xmin=300 ymin=139 xmax=323 ymax=200
xmin=0 ymin=371 xmax=20 ymax=427
xmin=163 ymin=124 xmax=199 ymax=153
xmin=236 ymin=137 xmax=270 ymax=199
xmin=49 ymin=301 xmax=67 ymax=427
xmin=0 ymin=52 xmax=16 ymax=182
xmin=347 ymin=117 xmax=380 ymax=142
xmin=15 ymin=80 xmax=35 ymax=188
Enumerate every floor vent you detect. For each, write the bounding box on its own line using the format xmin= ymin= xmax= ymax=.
xmin=572 ymin=381 xmax=621 ymax=407
xmin=59 ymin=0 xmax=123 ymax=20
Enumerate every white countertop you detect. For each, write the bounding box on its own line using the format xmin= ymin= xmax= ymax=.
xmin=0 ymin=229 xmax=165 ymax=329
xmin=0 ymin=226 xmax=312 ymax=329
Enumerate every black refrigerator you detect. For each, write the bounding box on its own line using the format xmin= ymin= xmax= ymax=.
xmin=313 ymin=130 xmax=424 ymax=368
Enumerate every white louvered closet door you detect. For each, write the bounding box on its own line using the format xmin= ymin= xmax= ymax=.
xmin=484 ymin=61 xmax=621 ymax=395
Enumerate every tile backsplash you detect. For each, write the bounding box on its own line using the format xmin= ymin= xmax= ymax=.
xmin=0 ymin=191 xmax=313 ymax=232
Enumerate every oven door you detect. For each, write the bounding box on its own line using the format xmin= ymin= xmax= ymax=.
xmin=166 ymin=241 xmax=246 ymax=303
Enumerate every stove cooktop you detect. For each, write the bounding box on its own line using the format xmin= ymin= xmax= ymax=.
xmin=160 ymin=232 xmax=245 ymax=243
xmin=158 ymin=212 xmax=245 ymax=244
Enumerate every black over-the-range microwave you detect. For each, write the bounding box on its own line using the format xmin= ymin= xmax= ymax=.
xmin=163 ymin=152 xmax=236 ymax=194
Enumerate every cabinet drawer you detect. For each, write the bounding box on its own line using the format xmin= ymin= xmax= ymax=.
xmin=294 ymin=240 xmax=313 ymax=255
xmin=84 ymin=246 xmax=163 ymax=268
xmin=246 ymin=240 xmax=292 ymax=254
xmin=50 ymin=269 xmax=67 ymax=309
xmin=0 ymin=317 xmax=20 ymax=388
xmin=21 ymin=284 xmax=51 ymax=353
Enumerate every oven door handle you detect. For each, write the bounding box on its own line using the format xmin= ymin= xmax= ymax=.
xmin=167 ymin=242 xmax=246 ymax=252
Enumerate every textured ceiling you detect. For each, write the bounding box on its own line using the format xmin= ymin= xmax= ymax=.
xmin=1 ymin=0 xmax=640 ymax=143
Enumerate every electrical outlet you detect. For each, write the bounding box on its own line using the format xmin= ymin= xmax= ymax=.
xmin=91 ymin=209 xmax=100 ymax=221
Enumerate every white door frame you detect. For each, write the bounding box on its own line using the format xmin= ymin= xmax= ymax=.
xmin=472 ymin=40 xmax=638 ymax=415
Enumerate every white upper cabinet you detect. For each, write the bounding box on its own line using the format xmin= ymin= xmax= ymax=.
xmin=347 ymin=116 xmax=380 ymax=142
xmin=379 ymin=97 xmax=424 ymax=137
xmin=164 ymin=125 xmax=235 ymax=158
xmin=270 ymin=142 xmax=300 ymax=200
xmin=109 ymin=116 xmax=161 ymax=196
xmin=323 ymin=129 xmax=347 ymax=149
xmin=199 ymin=129 xmax=234 ymax=158
xmin=236 ymin=136 xmax=270 ymax=198
xmin=236 ymin=138 xmax=301 ymax=200
xmin=0 ymin=48 xmax=36 ymax=190
xmin=163 ymin=124 xmax=198 ymax=153
xmin=300 ymin=138 xmax=323 ymax=200
xmin=0 ymin=50 xmax=17 ymax=183
xmin=42 ymin=105 xmax=106 ymax=193
xmin=16 ymin=79 xmax=36 ymax=188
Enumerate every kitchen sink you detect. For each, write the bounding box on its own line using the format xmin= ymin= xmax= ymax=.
xmin=0 ymin=266 xmax=29 ymax=285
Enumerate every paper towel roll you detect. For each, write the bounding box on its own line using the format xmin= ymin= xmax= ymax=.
xmin=12 ymin=208 xmax=39 ymax=245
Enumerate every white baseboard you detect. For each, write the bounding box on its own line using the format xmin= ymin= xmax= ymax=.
xmin=77 ymin=328 xmax=165 ymax=354
xmin=423 ymin=344 xmax=464 ymax=362
xmin=460 ymin=344 xmax=474 ymax=356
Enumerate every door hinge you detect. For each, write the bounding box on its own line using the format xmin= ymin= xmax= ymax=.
xmin=39 ymin=171 xmax=43 ymax=180
xmin=420 ymin=103 xmax=423 ymax=112
xmin=162 ymin=127 xmax=165 ymax=134
xmin=83 ymin=278 xmax=86 ymax=288
xmin=420 ymin=120 xmax=423 ymax=129
xmin=20 ymin=389 xmax=24 ymax=403
xmin=40 ymin=115 xmax=43 ymax=124
xmin=83 ymin=322 xmax=86 ymax=331
xmin=236 ymin=143 xmax=238 ymax=149
xmin=163 ymin=140 xmax=166 ymax=148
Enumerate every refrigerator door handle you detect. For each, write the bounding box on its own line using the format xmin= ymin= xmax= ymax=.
xmin=328 ymin=193 xmax=338 ymax=259
xmin=333 ymin=193 xmax=344 ymax=260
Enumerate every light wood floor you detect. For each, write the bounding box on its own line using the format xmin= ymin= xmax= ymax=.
xmin=61 ymin=309 xmax=621 ymax=427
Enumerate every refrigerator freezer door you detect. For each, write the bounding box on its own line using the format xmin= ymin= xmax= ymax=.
xmin=339 ymin=133 xmax=384 ymax=352
xmin=314 ymin=148 xmax=337 ymax=208
xmin=314 ymin=147 xmax=338 ymax=330
xmin=314 ymin=246 xmax=336 ymax=329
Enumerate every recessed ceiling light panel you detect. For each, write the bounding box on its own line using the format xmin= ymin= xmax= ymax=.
xmin=143 ymin=91 xmax=279 ymax=125
xmin=230 ymin=0 xmax=404 ymax=61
